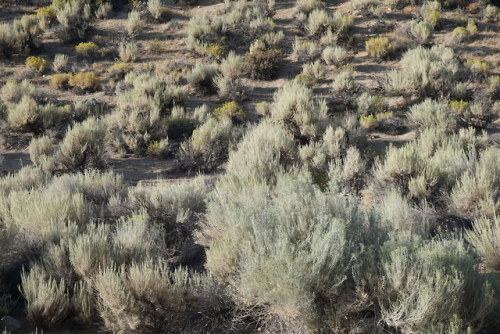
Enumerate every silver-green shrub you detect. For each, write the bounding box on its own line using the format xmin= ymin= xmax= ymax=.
xmin=466 ymin=217 xmax=500 ymax=270
xmin=270 ymin=80 xmax=329 ymax=139
xmin=385 ymin=45 xmax=459 ymax=98
xmin=20 ymin=264 xmax=70 ymax=328
xmin=107 ymin=73 xmax=186 ymax=155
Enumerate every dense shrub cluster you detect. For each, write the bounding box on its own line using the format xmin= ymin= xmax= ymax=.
xmin=200 ymin=125 xmax=497 ymax=332
xmin=0 ymin=168 xmax=233 ymax=332
xmin=0 ymin=81 xmax=72 ymax=134
xmin=107 ymin=72 xmax=187 ymax=155
xmin=0 ymin=14 xmax=43 ymax=58
xmin=0 ymin=1 xmax=499 ymax=333
xmin=366 ymin=128 xmax=498 ymax=225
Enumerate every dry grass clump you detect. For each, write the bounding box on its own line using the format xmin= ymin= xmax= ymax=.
xmin=96 ymin=2 xmax=113 ymax=19
xmin=296 ymin=0 xmax=323 ymax=13
xmin=50 ymin=73 xmax=72 ymax=89
xmin=322 ymin=45 xmax=349 ymax=66
xmin=107 ymin=62 xmax=134 ymax=80
xmin=68 ymin=72 xmax=101 ymax=91
xmin=212 ymin=101 xmax=246 ymax=122
xmin=447 ymin=19 xmax=478 ymax=44
xmin=20 ymin=265 xmax=71 ymax=328
xmin=147 ymin=0 xmax=167 ymax=20
xmin=483 ymin=4 xmax=499 ymax=22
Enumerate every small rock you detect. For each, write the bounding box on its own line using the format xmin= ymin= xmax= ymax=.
xmin=0 ymin=316 xmax=22 ymax=332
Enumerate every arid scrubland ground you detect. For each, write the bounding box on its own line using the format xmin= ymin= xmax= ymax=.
xmin=0 ymin=0 xmax=499 ymax=333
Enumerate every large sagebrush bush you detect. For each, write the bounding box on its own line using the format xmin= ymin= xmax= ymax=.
xmin=29 ymin=117 xmax=106 ymax=172
xmin=94 ymin=261 xmax=227 ymax=333
xmin=0 ymin=15 xmax=43 ymax=58
xmin=7 ymin=96 xmax=38 ymax=132
xmin=126 ymin=177 xmax=208 ymax=237
xmin=0 ymin=166 xmax=48 ymax=196
xmin=409 ymin=98 xmax=457 ymax=132
xmin=107 ymin=73 xmax=187 ymax=155
xmin=20 ymin=264 xmax=70 ymax=328
xmin=367 ymin=128 xmax=496 ymax=226
xmin=466 ymin=216 xmax=500 ymax=271
xmin=385 ymin=45 xmax=460 ymax=98
xmin=186 ymin=63 xmax=219 ymax=95
xmin=450 ymin=146 xmax=499 ymax=219
xmin=246 ymin=41 xmax=283 ymax=80
xmin=58 ymin=117 xmax=107 ymax=171
xmin=0 ymin=80 xmax=38 ymax=104
xmin=269 ymin=80 xmax=329 ymax=139
xmin=55 ymin=0 xmax=91 ymax=42
xmin=378 ymin=233 xmax=495 ymax=333
xmin=0 ymin=189 xmax=90 ymax=241
xmin=203 ymin=168 xmax=497 ymax=332
xmin=179 ymin=118 xmax=234 ymax=172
